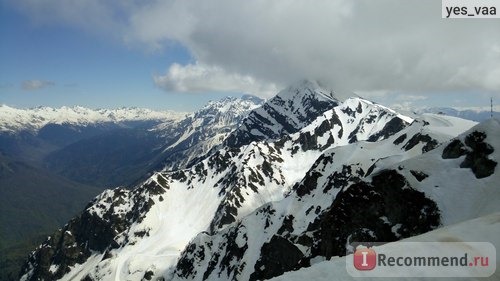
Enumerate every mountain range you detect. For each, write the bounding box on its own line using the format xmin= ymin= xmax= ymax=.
xmin=391 ymin=105 xmax=500 ymax=122
xmin=7 ymin=80 xmax=498 ymax=281
xmin=0 ymin=97 xmax=263 ymax=280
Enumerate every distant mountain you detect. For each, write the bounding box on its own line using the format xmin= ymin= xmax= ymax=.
xmin=0 ymin=106 xmax=185 ymax=166
xmin=391 ymin=105 xmax=500 ymax=122
xmin=0 ymin=105 xmax=186 ymax=134
xmin=152 ymin=95 xmax=265 ymax=171
xmin=14 ymin=81 xmax=499 ymax=281
xmin=43 ymin=95 xmax=264 ymax=187
xmin=0 ymin=106 xmax=177 ymax=280
xmin=1 ymin=98 xmax=262 ymax=281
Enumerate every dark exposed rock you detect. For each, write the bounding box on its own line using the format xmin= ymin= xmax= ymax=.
xmin=20 ymin=210 xmax=126 ymax=280
xmin=460 ymin=131 xmax=497 ymax=178
xmin=19 ymin=184 xmax=165 ymax=281
xmin=348 ymin=126 xmax=359 ymax=144
xmin=464 ymin=131 xmax=489 ymax=150
xmin=298 ymin=131 xmax=319 ymax=151
xmin=142 ymin=270 xmax=154 ymax=281
xmin=322 ymin=164 xmax=363 ymax=193
xmin=210 ymin=203 xmax=238 ymax=232
xmin=207 ymin=150 xmax=235 ymax=174
xmin=461 ymin=155 xmax=497 ymax=179
xmin=294 ymin=153 xmax=339 ymax=196
xmin=403 ymin=133 xmax=438 ymax=153
xmin=410 ymin=170 xmax=429 ymax=182
xmin=367 ymin=118 xmax=407 ymax=142
xmin=256 ymin=205 xmax=277 ymax=230
xmin=203 ymin=252 xmax=220 ymax=281
xmin=365 ymin=114 xmax=377 ymax=124
xmin=81 ymin=275 xmax=93 ymax=281
xmin=156 ymin=175 xmax=169 ymax=189
xmin=306 ymin=170 xmax=440 ymax=260
xmin=442 ymin=131 xmax=496 ymax=178
xmin=250 ymin=236 xmax=304 ymax=281
xmin=365 ymin=163 xmax=377 ymax=177
xmin=175 ymin=243 xmax=201 ymax=278
xmin=341 ymin=107 xmax=356 ymax=117
xmin=219 ymin=225 xmax=248 ymax=279
xmin=295 ymin=171 xmax=322 ymax=197
xmin=170 ymin=170 xmax=188 ymax=182
xmin=442 ymin=139 xmax=468 ymax=159
xmin=356 ymin=102 xmax=363 ymax=113
xmin=277 ymin=215 xmax=295 ymax=236
xmin=393 ymin=133 xmax=407 ymax=145
xmin=177 ymin=223 xmax=250 ymax=280
xmin=329 ymin=111 xmax=343 ymax=139
xmin=314 ymin=119 xmax=332 ymax=136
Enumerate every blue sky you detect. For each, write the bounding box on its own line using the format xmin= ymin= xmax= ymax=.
xmin=1 ymin=1 xmax=499 ymax=112
xmin=0 ymin=4 xmax=234 ymax=111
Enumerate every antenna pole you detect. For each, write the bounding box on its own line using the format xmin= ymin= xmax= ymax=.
xmin=491 ymin=97 xmax=493 ymax=118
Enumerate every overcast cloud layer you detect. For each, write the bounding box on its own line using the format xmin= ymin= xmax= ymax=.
xmin=5 ymin=0 xmax=500 ymax=98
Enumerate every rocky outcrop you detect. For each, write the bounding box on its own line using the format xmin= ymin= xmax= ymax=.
xmin=442 ymin=130 xmax=497 ymax=178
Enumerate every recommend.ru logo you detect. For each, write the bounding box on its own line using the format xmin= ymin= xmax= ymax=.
xmin=353 ymin=248 xmax=377 ymax=270
xmin=347 ymin=242 xmax=496 ymax=277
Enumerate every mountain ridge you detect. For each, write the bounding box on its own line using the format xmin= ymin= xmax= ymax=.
xmin=19 ymin=88 xmax=483 ymax=280
xmin=11 ymin=81 xmax=498 ymax=281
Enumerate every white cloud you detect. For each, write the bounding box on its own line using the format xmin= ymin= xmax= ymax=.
xmin=7 ymin=0 xmax=500 ymax=96
xmin=355 ymin=90 xmax=390 ymax=100
xmin=126 ymin=0 xmax=500 ymax=94
xmin=21 ymin=80 xmax=55 ymax=91
xmin=396 ymin=95 xmax=427 ymax=102
xmin=153 ymin=62 xmax=278 ymax=97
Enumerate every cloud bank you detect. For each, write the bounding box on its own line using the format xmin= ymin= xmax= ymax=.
xmin=21 ymin=80 xmax=55 ymax=91
xmin=153 ymin=62 xmax=278 ymax=96
xmin=7 ymin=0 xmax=500 ymax=97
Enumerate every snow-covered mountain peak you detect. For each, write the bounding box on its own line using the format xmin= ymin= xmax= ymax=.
xmin=149 ymin=96 xmax=264 ymax=171
xmin=279 ymin=79 xmax=359 ymax=103
xmin=241 ymin=94 xmax=266 ymax=104
xmin=196 ymin=95 xmax=264 ymax=117
xmin=224 ymin=81 xmax=346 ymax=148
xmin=277 ymin=79 xmax=335 ymax=102
xmin=0 ymin=105 xmax=187 ymax=133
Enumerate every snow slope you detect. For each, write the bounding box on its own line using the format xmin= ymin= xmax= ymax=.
xmin=169 ymin=114 xmax=481 ymax=281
